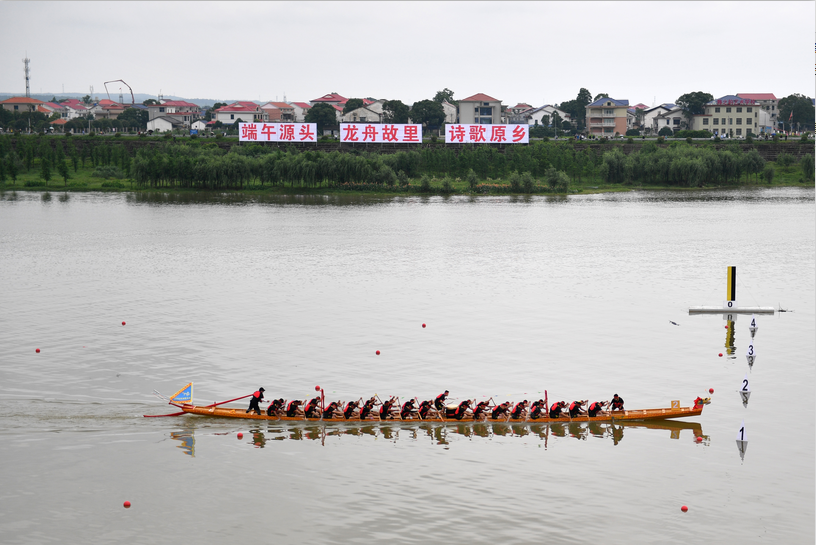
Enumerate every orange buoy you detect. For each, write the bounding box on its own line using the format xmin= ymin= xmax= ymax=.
xmin=123 ymin=501 xmax=131 ymax=508
xmin=35 ymin=348 xmax=40 ymax=353
xmin=681 ymin=505 xmax=688 ymax=512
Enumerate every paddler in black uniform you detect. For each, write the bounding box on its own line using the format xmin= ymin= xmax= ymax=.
xmin=549 ymin=401 xmax=567 ymax=419
xmin=246 ymin=387 xmax=265 ymax=415
xmin=529 ymin=399 xmax=545 ymax=420
xmin=587 ymin=400 xmax=607 ymax=418
xmin=610 ymin=394 xmax=625 ymax=412
xmin=569 ymin=400 xmax=587 ymax=418
xmin=304 ymin=396 xmax=321 ymax=418
xmin=266 ymin=398 xmax=284 ymax=417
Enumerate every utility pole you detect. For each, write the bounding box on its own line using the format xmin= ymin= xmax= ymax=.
xmin=23 ymin=56 xmax=31 ymax=98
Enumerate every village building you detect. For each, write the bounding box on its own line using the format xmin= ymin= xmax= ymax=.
xmin=737 ymin=93 xmax=778 ymax=125
xmin=585 ymin=97 xmax=629 ymax=137
xmin=147 ymin=116 xmax=184 ymax=133
xmin=213 ymin=101 xmax=267 ymax=124
xmin=458 ymin=93 xmax=503 ymax=124
xmin=441 ymin=100 xmax=457 ymax=124
xmin=0 ymin=96 xmax=46 ymax=113
xmin=309 ymin=93 xmax=347 ymax=107
xmin=689 ymin=95 xmax=761 ymax=137
xmin=523 ymin=105 xmax=572 ymax=127
xmin=261 ymin=102 xmax=296 ymax=122
xmin=341 ymin=106 xmax=381 ymax=123
xmin=289 ymin=102 xmax=311 ymax=122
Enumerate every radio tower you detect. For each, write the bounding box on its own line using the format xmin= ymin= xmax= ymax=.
xmin=23 ymin=56 xmax=31 ymax=98
xmin=119 ymin=88 xmax=124 ymax=104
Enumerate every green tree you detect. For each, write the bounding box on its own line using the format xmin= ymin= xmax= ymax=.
xmin=143 ymin=99 xmax=159 ymax=106
xmin=382 ymin=100 xmax=410 ymax=124
xmin=58 ymin=158 xmax=70 ymax=185
xmin=305 ymin=103 xmax=338 ymax=133
xmin=410 ymin=100 xmax=445 ymax=130
xmin=676 ymin=91 xmax=714 ymax=127
xmin=40 ymin=153 xmax=52 ymax=185
xmin=118 ymin=107 xmax=148 ymax=130
xmin=82 ymin=95 xmax=92 ymax=105
xmin=658 ymin=126 xmax=674 ymax=137
xmin=342 ymin=98 xmax=364 ymax=115
xmin=433 ymin=88 xmax=456 ymax=104
xmin=593 ymin=93 xmax=609 ymax=101
xmin=778 ymin=94 xmax=815 ymax=132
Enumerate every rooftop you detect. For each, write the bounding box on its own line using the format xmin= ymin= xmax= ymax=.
xmin=460 ymin=93 xmax=500 ymax=102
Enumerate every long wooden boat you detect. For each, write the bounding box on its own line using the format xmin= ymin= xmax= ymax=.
xmin=178 ymin=401 xmax=706 ymax=424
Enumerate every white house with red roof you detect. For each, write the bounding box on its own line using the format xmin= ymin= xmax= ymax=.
xmin=146 ymin=99 xmax=201 ymax=122
xmin=289 ymin=102 xmax=311 ymax=122
xmin=90 ymin=99 xmax=126 ymax=120
xmin=523 ymin=105 xmax=572 ymax=127
xmin=0 ymin=96 xmax=45 ymax=113
xmin=214 ymin=101 xmax=267 ymax=124
xmin=59 ymin=100 xmax=90 ymax=120
xmin=458 ymin=93 xmax=503 ymax=124
xmin=310 ymin=93 xmax=347 ymax=107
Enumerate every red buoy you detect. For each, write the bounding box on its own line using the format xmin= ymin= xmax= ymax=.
xmin=123 ymin=501 xmax=131 ymax=508
xmin=376 ymin=350 xmax=380 ymax=355
xmin=422 ymin=323 xmax=426 ymax=328
xmin=315 ymin=385 xmax=321 ymax=391
xmin=725 ymin=325 xmax=729 ymax=329
xmin=237 ymin=432 xmax=243 ymax=439
xmin=35 ymin=348 xmax=40 ymax=353
xmin=709 ymin=388 xmax=714 ymax=394
xmin=681 ymin=505 xmax=688 ymax=512
xmin=122 ymin=321 xmax=126 ymax=326
xmin=696 ymin=436 xmax=703 ymax=442
xmin=718 ymin=353 xmax=723 ymax=357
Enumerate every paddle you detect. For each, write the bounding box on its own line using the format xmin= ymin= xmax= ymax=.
xmin=414 ymin=397 xmax=423 ymax=421
xmin=143 ymin=411 xmax=185 ymax=418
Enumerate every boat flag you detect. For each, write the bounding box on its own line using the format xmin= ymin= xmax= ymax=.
xmin=170 ymin=382 xmax=193 ymax=405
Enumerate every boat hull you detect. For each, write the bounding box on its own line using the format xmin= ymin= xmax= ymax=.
xmin=180 ymin=404 xmax=704 ymax=424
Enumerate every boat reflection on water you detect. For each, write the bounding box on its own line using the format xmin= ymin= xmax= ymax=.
xmin=168 ymin=419 xmax=705 ymax=455
xmin=170 ymin=429 xmax=196 ymax=457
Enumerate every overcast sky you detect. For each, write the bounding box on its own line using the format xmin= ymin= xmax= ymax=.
xmin=1 ymin=1 xmax=813 ymax=106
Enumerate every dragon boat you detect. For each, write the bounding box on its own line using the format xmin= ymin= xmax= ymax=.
xmin=146 ymin=383 xmax=710 ymax=424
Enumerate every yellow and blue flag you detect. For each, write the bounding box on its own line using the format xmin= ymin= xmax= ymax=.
xmin=170 ymin=382 xmax=193 ymax=404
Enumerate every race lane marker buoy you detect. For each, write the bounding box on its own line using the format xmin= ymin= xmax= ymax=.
xmin=376 ymin=350 xmax=380 ymax=355
xmin=237 ymin=432 xmax=243 ymax=439
xmin=718 ymin=353 xmax=723 ymax=357
xmin=681 ymin=505 xmax=688 ymax=512
xmin=749 ymin=315 xmax=758 ymax=337
xmin=746 ymin=339 xmax=756 ymax=366
xmin=35 ymin=348 xmax=40 ymax=353
xmin=709 ymin=388 xmax=714 ymax=394
xmin=739 ymin=374 xmax=751 ymax=406
xmin=122 ymin=321 xmax=126 ymax=326
xmin=123 ymin=501 xmax=131 ymax=508
xmin=736 ymin=420 xmax=748 ymax=461
xmin=422 ymin=323 xmax=426 ymax=328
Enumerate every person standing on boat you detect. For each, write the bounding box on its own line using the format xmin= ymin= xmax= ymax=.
xmin=610 ymin=394 xmax=625 ymax=412
xmin=434 ymin=390 xmax=450 ymax=411
xmin=587 ymin=401 xmax=607 ymax=418
xmin=246 ymin=388 xmax=265 ymax=415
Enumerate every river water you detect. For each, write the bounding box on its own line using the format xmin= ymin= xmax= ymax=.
xmin=0 ymin=188 xmax=813 ymax=544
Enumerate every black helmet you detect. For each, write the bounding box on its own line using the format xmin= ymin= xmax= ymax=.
xmin=259 ymin=387 xmax=265 ymax=392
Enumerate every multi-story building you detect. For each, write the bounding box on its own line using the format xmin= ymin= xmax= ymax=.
xmin=690 ymin=95 xmax=760 ymax=137
xmin=0 ymin=96 xmax=45 ymax=113
xmin=737 ymin=93 xmax=777 ymax=125
xmin=213 ymin=101 xmax=267 ymax=124
xmin=585 ymin=97 xmax=629 ymax=137
xmin=457 ymin=93 xmax=502 ymax=124
xmin=261 ymin=102 xmax=296 ymax=122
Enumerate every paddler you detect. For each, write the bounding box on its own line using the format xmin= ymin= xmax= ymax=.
xmin=343 ymin=400 xmax=361 ymax=420
xmin=510 ymin=400 xmax=529 ymax=420
xmin=400 ymin=399 xmax=417 ymax=419
xmin=359 ymin=397 xmax=378 ymax=420
xmin=379 ymin=396 xmax=397 ymax=420
xmin=610 ymin=394 xmax=625 ymax=412
xmin=587 ymin=400 xmax=607 ymax=417
xmin=490 ymin=401 xmax=511 ymax=420
xmin=286 ymin=400 xmax=303 ymax=418
xmin=569 ymin=400 xmax=588 ymax=418
xmin=323 ymin=401 xmax=342 ymax=420
xmin=304 ymin=396 xmax=322 ymax=418
xmin=246 ymin=387 xmax=265 ymax=415
xmin=266 ymin=398 xmax=285 ymax=417
xmin=472 ymin=400 xmax=490 ymax=420
xmin=529 ymin=399 xmax=545 ymax=420
xmin=549 ymin=401 xmax=567 ymax=419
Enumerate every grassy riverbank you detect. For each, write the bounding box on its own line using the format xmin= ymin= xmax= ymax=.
xmin=1 ymin=135 xmax=813 ymax=195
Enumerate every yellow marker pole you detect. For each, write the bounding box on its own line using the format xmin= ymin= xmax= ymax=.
xmin=727 ymin=266 xmax=737 ymax=302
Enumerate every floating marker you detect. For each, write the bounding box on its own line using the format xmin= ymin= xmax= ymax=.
xmin=739 ymin=374 xmax=751 ymax=406
xmin=709 ymin=388 xmax=714 ymax=394
xmin=376 ymin=350 xmax=380 ymax=355
xmin=718 ymin=353 xmax=723 ymax=357
xmin=237 ymin=432 xmax=243 ymax=439
xmin=315 ymin=385 xmax=321 ymax=391
xmin=422 ymin=323 xmax=426 ymax=328
xmin=681 ymin=505 xmax=688 ymax=512
xmin=123 ymin=501 xmax=131 ymax=508
xmin=736 ymin=420 xmax=747 ymax=442
xmin=122 ymin=321 xmax=126 ymax=326
xmin=746 ymin=339 xmax=756 ymax=365
xmin=736 ymin=434 xmax=748 ymax=461
xmin=749 ymin=315 xmax=758 ymax=334
xmin=740 ymin=374 xmax=750 ymax=393
xmin=696 ymin=436 xmax=703 ymax=443
xmin=35 ymin=348 xmax=40 ymax=353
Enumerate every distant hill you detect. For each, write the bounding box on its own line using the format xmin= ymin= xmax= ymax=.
xmin=0 ymin=92 xmax=245 ymax=108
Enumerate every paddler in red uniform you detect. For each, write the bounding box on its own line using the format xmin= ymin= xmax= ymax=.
xmin=246 ymin=387 xmax=265 ymax=415
xmin=529 ymin=399 xmax=545 ymax=420
xmin=285 ymin=400 xmax=303 ymax=417
xmin=343 ymin=400 xmax=361 ymax=419
xmin=472 ymin=400 xmax=490 ymax=420
xmin=549 ymin=401 xmax=567 ymax=419
xmin=434 ymin=390 xmax=450 ymax=411
xmin=510 ymin=400 xmax=528 ymax=420
xmin=491 ymin=401 xmax=511 ymax=420
xmin=304 ymin=396 xmax=322 ymax=418
xmin=359 ymin=397 xmax=378 ymax=420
